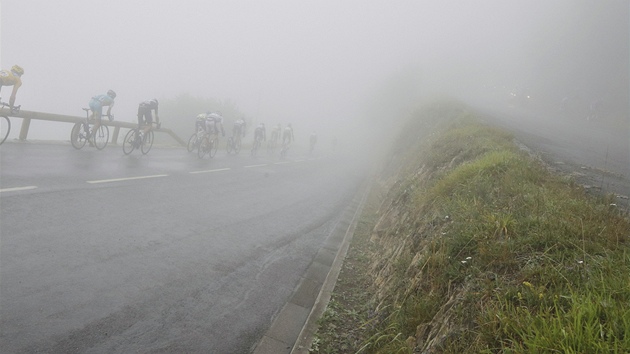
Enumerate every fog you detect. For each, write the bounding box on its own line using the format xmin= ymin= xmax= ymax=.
xmin=1 ymin=0 xmax=627 ymax=143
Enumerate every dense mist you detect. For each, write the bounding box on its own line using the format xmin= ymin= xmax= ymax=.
xmin=1 ymin=0 xmax=627 ymax=143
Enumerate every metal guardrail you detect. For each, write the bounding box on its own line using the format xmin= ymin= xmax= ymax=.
xmin=0 ymin=108 xmax=186 ymax=146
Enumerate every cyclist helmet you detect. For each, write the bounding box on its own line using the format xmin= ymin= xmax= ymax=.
xmin=11 ymin=65 xmax=24 ymax=76
xmin=107 ymin=89 xmax=117 ymax=98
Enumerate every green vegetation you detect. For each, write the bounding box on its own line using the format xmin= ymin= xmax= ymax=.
xmin=311 ymin=101 xmax=630 ymax=353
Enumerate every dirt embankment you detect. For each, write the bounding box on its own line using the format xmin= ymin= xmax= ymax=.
xmin=313 ymin=100 xmax=630 ymax=353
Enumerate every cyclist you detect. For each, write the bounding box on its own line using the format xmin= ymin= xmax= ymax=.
xmin=87 ymin=90 xmax=116 ymax=138
xmin=233 ymin=117 xmax=246 ymax=138
xmin=254 ymin=123 xmax=266 ymax=143
xmin=0 ymin=65 xmax=24 ymax=112
xmin=204 ymin=111 xmax=225 ymax=137
xmin=195 ymin=113 xmax=207 ymax=134
xmin=137 ymin=99 xmax=160 ymax=138
xmin=282 ymin=123 xmax=294 ymax=145
xmin=270 ymin=123 xmax=281 ymax=142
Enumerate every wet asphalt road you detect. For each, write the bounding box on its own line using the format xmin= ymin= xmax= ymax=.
xmin=475 ymin=102 xmax=630 ymax=201
xmin=0 ymin=141 xmax=369 ymax=353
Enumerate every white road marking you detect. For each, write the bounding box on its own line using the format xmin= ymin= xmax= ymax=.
xmin=244 ymin=164 xmax=268 ymax=168
xmin=87 ymin=174 xmax=168 ymax=184
xmin=189 ymin=168 xmax=231 ymax=174
xmin=273 ymin=161 xmax=291 ymax=165
xmin=0 ymin=186 xmax=38 ymax=193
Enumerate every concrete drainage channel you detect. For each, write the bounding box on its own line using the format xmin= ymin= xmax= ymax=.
xmin=252 ymin=179 xmax=372 ymax=354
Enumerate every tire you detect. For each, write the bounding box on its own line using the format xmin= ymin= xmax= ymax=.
xmin=234 ymin=137 xmax=241 ymax=154
xmin=141 ymin=130 xmax=154 ymax=155
xmin=93 ymin=125 xmax=109 ymax=150
xmin=267 ymin=139 xmax=276 ymax=154
xmin=280 ymin=143 xmax=289 ymax=159
xmin=210 ymin=137 xmax=218 ymax=157
xmin=226 ymin=137 xmax=234 ymax=154
xmin=187 ymin=133 xmax=198 ymax=152
xmin=123 ymin=129 xmax=136 ymax=155
xmin=71 ymin=122 xmax=88 ymax=149
xmin=0 ymin=116 xmax=10 ymax=145
xmin=198 ymin=137 xmax=209 ymax=159
xmin=251 ymin=139 xmax=259 ymax=157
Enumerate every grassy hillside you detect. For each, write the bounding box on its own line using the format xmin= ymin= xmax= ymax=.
xmin=311 ymin=101 xmax=630 ymax=353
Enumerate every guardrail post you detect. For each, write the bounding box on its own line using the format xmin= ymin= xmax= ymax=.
xmin=19 ymin=118 xmax=31 ymax=140
xmin=112 ymin=126 xmax=120 ymax=145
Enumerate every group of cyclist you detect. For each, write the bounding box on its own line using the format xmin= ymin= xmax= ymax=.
xmin=87 ymin=90 xmax=161 ymax=140
xmin=1 ymin=64 xmax=312 ymax=156
xmin=252 ymin=123 xmax=295 ymax=146
xmin=190 ymin=113 xmax=300 ymax=158
xmin=1 ymin=63 xmax=160 ymax=143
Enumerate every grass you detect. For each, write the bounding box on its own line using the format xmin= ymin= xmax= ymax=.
xmin=310 ymin=101 xmax=630 ymax=353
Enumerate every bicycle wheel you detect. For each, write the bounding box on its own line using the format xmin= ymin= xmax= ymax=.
xmin=251 ymin=139 xmax=259 ymax=157
xmin=141 ymin=130 xmax=154 ymax=154
xmin=198 ymin=137 xmax=209 ymax=159
xmin=210 ymin=137 xmax=218 ymax=157
xmin=234 ymin=137 xmax=241 ymax=154
xmin=187 ymin=133 xmax=198 ymax=152
xmin=226 ymin=137 xmax=234 ymax=154
xmin=280 ymin=143 xmax=289 ymax=159
xmin=122 ymin=129 xmax=137 ymax=155
xmin=70 ymin=122 xmax=88 ymax=149
xmin=93 ymin=125 xmax=109 ymax=150
xmin=0 ymin=116 xmax=10 ymax=145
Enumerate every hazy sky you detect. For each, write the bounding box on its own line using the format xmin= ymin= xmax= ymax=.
xmin=1 ymin=0 xmax=627 ymax=140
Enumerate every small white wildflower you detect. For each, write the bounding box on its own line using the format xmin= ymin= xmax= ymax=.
xmin=577 ymin=260 xmax=584 ymax=264
xmin=461 ymin=261 xmax=467 ymax=264
xmin=609 ymin=203 xmax=617 ymax=207
xmin=466 ymin=257 xmax=472 ymax=260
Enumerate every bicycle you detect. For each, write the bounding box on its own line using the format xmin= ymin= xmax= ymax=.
xmin=70 ymin=108 xmax=111 ymax=150
xmin=267 ymin=131 xmax=278 ymax=154
xmin=280 ymin=140 xmax=290 ymax=159
xmin=122 ymin=122 xmax=158 ymax=155
xmin=187 ymin=127 xmax=205 ymax=153
xmin=309 ymin=141 xmax=316 ymax=155
xmin=198 ymin=129 xmax=219 ymax=159
xmin=251 ymin=135 xmax=263 ymax=157
xmin=0 ymin=101 xmax=20 ymax=145
xmin=226 ymin=133 xmax=242 ymax=154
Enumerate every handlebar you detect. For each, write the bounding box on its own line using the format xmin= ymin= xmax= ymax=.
xmin=141 ymin=121 xmax=161 ymax=129
xmin=82 ymin=108 xmax=113 ymax=121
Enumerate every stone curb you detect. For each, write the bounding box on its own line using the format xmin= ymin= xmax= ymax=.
xmin=252 ymin=179 xmax=371 ymax=354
